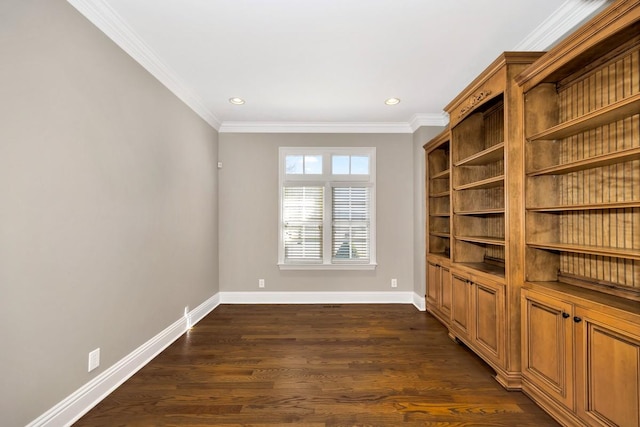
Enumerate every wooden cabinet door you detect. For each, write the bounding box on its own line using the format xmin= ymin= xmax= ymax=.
xmin=427 ymin=262 xmax=439 ymax=308
xmin=450 ymin=272 xmax=471 ymax=339
xmin=521 ymin=290 xmax=574 ymax=410
xmin=472 ymin=277 xmax=505 ymax=365
xmin=575 ymin=307 xmax=640 ymax=427
xmin=440 ymin=266 xmax=451 ymax=319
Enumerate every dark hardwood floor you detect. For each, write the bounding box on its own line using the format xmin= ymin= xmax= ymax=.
xmin=75 ymin=304 xmax=558 ymax=426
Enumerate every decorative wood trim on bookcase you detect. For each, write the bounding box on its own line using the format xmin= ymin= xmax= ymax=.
xmin=458 ymin=90 xmax=492 ymax=119
xmin=444 ymin=52 xmax=545 ymax=127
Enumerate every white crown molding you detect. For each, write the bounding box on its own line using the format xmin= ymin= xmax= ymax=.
xmin=409 ymin=113 xmax=449 ymax=131
xmin=66 ymin=0 xmax=221 ymax=130
xmin=218 ymin=121 xmax=417 ymax=134
xmin=513 ymin=0 xmax=610 ymax=51
xmin=220 ymin=117 xmax=450 ymax=134
xmin=68 ymin=0 xmax=605 ymax=134
xmin=27 ymin=293 xmax=220 ymax=427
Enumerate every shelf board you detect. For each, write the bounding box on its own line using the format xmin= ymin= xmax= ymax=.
xmin=455 ymin=235 xmax=506 ymax=246
xmin=428 ymin=252 xmax=451 ymax=261
xmin=456 ymin=262 xmax=505 ymax=278
xmin=454 ymin=142 xmax=504 ymax=167
xmin=431 ymin=169 xmax=450 ymax=179
xmin=429 ymin=191 xmax=450 ymax=198
xmin=454 ymin=175 xmax=505 ymax=190
xmin=526 ymin=281 xmax=640 ymax=307
xmin=429 ymin=212 xmax=451 ymax=217
xmin=528 ymin=147 xmax=640 ymax=176
xmin=528 ymin=94 xmax=640 ymax=141
xmin=455 ymin=208 xmax=505 ymax=215
xmin=527 ymin=201 xmax=640 ymax=212
xmin=430 ymin=232 xmax=451 ymax=239
xmin=527 ymin=242 xmax=640 ymax=261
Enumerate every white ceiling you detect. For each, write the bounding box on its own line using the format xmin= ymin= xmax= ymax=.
xmin=68 ymin=0 xmax=609 ymax=132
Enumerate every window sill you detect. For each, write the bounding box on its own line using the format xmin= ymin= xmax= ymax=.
xmin=278 ymin=263 xmax=377 ymax=271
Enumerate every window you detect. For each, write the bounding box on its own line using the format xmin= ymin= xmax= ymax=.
xmin=279 ymin=147 xmax=376 ymax=270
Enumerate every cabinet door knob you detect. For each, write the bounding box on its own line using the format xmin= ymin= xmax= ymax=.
xmin=562 ymin=312 xmax=570 ymax=319
xmin=573 ymin=316 xmax=582 ymax=323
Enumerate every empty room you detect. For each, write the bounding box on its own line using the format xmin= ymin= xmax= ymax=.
xmin=1 ymin=0 xmax=638 ymax=426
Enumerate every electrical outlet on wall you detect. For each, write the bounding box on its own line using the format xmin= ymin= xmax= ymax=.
xmin=258 ymin=279 xmax=265 ymax=288
xmin=88 ymin=348 xmax=100 ymax=372
xmin=391 ymin=278 xmax=398 ymax=288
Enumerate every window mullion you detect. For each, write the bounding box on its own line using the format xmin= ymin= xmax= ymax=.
xmin=323 ymin=182 xmax=332 ymax=263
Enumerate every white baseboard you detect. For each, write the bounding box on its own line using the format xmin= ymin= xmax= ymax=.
xmin=220 ymin=291 xmax=424 ymax=310
xmin=28 ymin=290 xmax=423 ymax=426
xmin=188 ymin=293 xmax=220 ymax=326
xmin=27 ymin=293 xmax=220 ymax=427
xmin=413 ymin=292 xmax=426 ymax=311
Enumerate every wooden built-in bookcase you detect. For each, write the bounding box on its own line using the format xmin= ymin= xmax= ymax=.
xmin=426 ymin=131 xmax=451 ymax=259
xmin=440 ymin=52 xmax=544 ymax=389
xmin=517 ymin=3 xmax=640 ymax=296
xmin=516 ymin=1 xmax=640 ymax=425
xmin=522 ymin=40 xmax=640 ymax=301
xmin=451 ymin=95 xmax=506 ymax=277
xmin=424 ymin=1 xmax=640 ymax=424
xmin=424 ymin=129 xmax=452 ymax=326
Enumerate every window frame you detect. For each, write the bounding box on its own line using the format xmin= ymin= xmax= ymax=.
xmin=278 ymin=147 xmax=377 ymax=270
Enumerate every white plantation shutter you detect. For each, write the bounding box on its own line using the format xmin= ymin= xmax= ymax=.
xmin=282 ymin=186 xmax=324 ymax=261
xmin=332 ymin=187 xmax=370 ymax=262
xmin=279 ymin=147 xmax=375 ymax=269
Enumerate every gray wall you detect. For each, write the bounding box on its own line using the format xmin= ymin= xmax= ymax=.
xmin=219 ymin=133 xmax=415 ymax=293
xmin=412 ymin=126 xmax=446 ymax=297
xmin=0 ymin=1 xmax=219 ymax=425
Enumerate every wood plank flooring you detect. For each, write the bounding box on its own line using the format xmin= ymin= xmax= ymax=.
xmin=75 ymin=304 xmax=558 ymax=426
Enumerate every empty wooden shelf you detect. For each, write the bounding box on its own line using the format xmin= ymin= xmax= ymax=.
xmin=444 ymin=51 xmax=545 ymax=390
xmin=516 ymin=1 xmax=640 ymax=425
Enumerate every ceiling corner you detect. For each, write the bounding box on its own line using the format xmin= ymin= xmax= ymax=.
xmin=67 ymin=0 xmax=221 ymax=130
xmin=513 ymin=0 xmax=610 ymax=51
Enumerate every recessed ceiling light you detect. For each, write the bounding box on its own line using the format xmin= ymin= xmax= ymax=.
xmin=385 ymin=97 xmax=401 ymax=105
xmin=229 ymin=97 xmax=245 ymax=105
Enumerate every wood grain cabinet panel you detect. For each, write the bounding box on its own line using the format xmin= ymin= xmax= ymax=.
xmin=441 ymin=265 xmax=452 ymax=318
xmin=521 ymin=289 xmax=574 ymax=411
xmin=427 ymin=261 xmax=439 ymax=308
xmin=521 ymin=283 xmax=640 ymax=427
xmin=427 ymin=259 xmax=452 ymax=327
xmin=473 ymin=278 xmax=505 ymax=365
xmin=575 ymin=307 xmax=640 ymax=427
xmin=450 ymin=272 xmax=471 ymax=339
xmin=450 ymin=269 xmax=508 ymax=381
